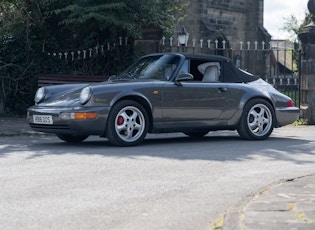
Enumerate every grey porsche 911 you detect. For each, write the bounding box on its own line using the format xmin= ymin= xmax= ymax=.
xmin=27 ymin=53 xmax=299 ymax=146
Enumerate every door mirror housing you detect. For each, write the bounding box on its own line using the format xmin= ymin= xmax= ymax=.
xmin=175 ymin=73 xmax=193 ymax=84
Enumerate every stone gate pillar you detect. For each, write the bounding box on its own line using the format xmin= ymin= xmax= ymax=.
xmin=298 ymin=0 xmax=315 ymax=123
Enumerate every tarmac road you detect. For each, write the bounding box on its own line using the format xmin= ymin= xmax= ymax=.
xmin=0 ymin=118 xmax=315 ymax=229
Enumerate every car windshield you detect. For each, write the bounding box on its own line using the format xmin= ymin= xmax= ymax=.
xmin=112 ymin=54 xmax=181 ymax=81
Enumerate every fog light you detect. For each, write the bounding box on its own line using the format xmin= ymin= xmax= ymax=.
xmin=59 ymin=112 xmax=74 ymax=120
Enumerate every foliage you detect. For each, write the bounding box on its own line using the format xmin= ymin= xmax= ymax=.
xmin=135 ymin=0 xmax=190 ymax=36
xmin=293 ymin=119 xmax=309 ymax=126
xmin=281 ymin=12 xmax=312 ymax=41
xmin=0 ymin=0 xmax=189 ymax=115
xmin=280 ymin=12 xmax=312 ymax=80
xmin=0 ymin=0 xmax=44 ymax=115
xmin=53 ymin=0 xmax=189 ymax=44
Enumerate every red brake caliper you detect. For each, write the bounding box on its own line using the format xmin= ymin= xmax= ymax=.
xmin=117 ymin=116 xmax=124 ymax=125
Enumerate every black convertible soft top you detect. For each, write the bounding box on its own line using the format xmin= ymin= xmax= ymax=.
xmin=182 ymin=53 xmax=260 ymax=83
xmin=222 ymin=60 xmax=260 ymax=83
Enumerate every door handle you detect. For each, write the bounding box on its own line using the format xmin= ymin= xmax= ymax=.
xmin=218 ymin=87 xmax=227 ymax=93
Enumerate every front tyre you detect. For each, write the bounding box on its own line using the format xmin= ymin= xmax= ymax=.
xmin=106 ymin=100 xmax=149 ymax=146
xmin=237 ymin=99 xmax=275 ymax=140
xmin=56 ymin=134 xmax=89 ymax=143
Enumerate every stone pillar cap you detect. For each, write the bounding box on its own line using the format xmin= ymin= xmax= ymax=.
xmin=308 ymin=0 xmax=315 ymax=24
xmin=309 ymin=0 xmax=315 ymax=16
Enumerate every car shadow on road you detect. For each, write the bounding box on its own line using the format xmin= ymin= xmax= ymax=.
xmin=1 ymin=129 xmax=312 ymax=165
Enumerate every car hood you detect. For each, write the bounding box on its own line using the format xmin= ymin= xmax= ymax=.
xmin=38 ymin=79 xmax=161 ymax=107
xmin=39 ymin=83 xmax=90 ymax=107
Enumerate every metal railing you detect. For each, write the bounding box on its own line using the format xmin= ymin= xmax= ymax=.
xmin=41 ymin=37 xmax=301 ymax=107
xmin=160 ymin=38 xmax=300 ymax=107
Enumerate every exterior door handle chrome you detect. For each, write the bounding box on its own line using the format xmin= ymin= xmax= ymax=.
xmin=218 ymin=87 xmax=227 ymax=93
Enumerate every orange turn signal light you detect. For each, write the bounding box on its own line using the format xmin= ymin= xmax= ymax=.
xmin=74 ymin=112 xmax=98 ymax=120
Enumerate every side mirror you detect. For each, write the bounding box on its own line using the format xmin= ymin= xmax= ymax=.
xmin=175 ymin=73 xmax=193 ymax=85
xmin=108 ymin=75 xmax=116 ymax=82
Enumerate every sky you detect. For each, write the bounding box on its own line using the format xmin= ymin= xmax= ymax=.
xmin=264 ymin=0 xmax=309 ymax=39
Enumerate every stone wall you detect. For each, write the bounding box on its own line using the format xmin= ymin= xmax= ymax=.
xmin=180 ymin=0 xmax=269 ymax=49
xmin=136 ymin=1 xmax=271 ymax=76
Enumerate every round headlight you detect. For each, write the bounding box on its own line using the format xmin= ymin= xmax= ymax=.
xmin=35 ymin=87 xmax=46 ymax=104
xmin=80 ymin=87 xmax=92 ymax=104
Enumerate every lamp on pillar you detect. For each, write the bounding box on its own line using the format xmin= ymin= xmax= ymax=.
xmin=177 ymin=26 xmax=189 ymax=51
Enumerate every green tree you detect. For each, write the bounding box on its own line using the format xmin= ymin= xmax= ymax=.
xmin=0 ymin=0 xmax=189 ymax=115
xmin=0 ymin=0 xmax=48 ymax=115
xmin=281 ymin=12 xmax=312 ymax=41
xmin=53 ymin=0 xmax=189 ymax=47
xmin=280 ymin=12 xmax=312 ymax=76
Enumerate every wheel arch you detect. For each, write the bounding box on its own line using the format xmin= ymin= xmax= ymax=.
xmin=232 ymin=95 xmax=276 ymax=127
xmin=241 ymin=95 xmax=275 ymax=112
xmin=109 ymin=95 xmax=154 ymax=132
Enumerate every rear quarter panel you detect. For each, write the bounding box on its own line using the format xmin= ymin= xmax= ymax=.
xmin=223 ymin=83 xmax=274 ymax=126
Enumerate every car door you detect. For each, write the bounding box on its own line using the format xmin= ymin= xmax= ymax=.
xmin=161 ymin=81 xmax=229 ymax=127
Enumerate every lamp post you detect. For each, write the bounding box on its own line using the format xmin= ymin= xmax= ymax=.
xmin=177 ymin=26 xmax=189 ymax=52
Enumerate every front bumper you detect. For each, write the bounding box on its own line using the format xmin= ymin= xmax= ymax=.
xmin=27 ymin=106 xmax=110 ymax=136
xmin=275 ymin=107 xmax=300 ymax=127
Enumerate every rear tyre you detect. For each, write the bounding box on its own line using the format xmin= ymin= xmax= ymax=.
xmin=237 ymin=99 xmax=274 ymax=140
xmin=106 ymin=100 xmax=149 ymax=147
xmin=56 ymin=134 xmax=89 ymax=143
